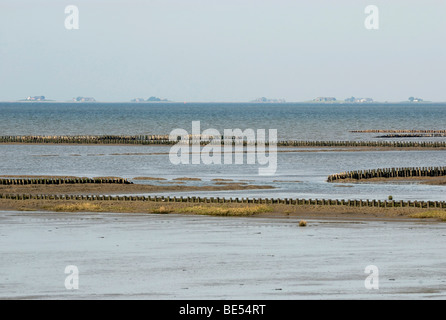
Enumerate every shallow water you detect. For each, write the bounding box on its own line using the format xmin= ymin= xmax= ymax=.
xmin=1 ymin=144 xmax=445 ymax=201
xmin=2 ymin=102 xmax=446 ymax=141
xmin=0 ymin=211 xmax=445 ymax=300
xmin=1 ymin=102 xmax=446 ymax=201
xmin=1 ymin=102 xmax=446 ymax=301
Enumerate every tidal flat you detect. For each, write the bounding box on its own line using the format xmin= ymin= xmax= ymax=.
xmin=1 ymin=211 xmax=445 ymax=300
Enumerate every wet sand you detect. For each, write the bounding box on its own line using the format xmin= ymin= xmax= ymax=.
xmin=132 ymin=177 xmax=167 ymax=181
xmin=1 ymin=211 xmax=445 ymax=300
xmin=0 ymin=197 xmax=444 ymax=222
xmin=0 ymin=176 xmax=445 ymax=221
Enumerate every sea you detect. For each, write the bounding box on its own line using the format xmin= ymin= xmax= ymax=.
xmin=0 ymin=102 xmax=445 ymax=201
xmin=1 ymin=102 xmax=446 ymax=300
xmin=1 ymin=102 xmax=446 ymax=141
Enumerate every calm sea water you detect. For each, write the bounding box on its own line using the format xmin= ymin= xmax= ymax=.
xmin=1 ymin=102 xmax=446 ymax=141
xmin=0 ymin=145 xmax=445 ymax=201
xmin=1 ymin=102 xmax=446 ymax=201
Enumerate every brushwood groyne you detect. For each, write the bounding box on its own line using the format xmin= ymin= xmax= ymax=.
xmin=327 ymin=167 xmax=446 ymax=182
xmin=2 ymin=135 xmax=446 ymax=148
xmin=351 ymin=130 xmax=446 ymax=134
xmin=0 ymin=177 xmax=132 ymax=185
xmin=1 ymin=193 xmax=445 ymax=209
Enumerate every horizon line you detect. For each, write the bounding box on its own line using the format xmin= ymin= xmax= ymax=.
xmin=0 ymin=100 xmax=445 ymax=104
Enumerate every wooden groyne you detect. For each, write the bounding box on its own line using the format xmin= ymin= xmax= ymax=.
xmin=0 ymin=135 xmax=173 ymax=145
xmin=351 ymin=130 xmax=446 ymax=134
xmin=376 ymin=134 xmax=446 ymax=138
xmin=352 ymin=129 xmax=446 ymax=138
xmin=2 ymin=135 xmax=446 ymax=148
xmin=0 ymin=193 xmax=445 ymax=209
xmin=275 ymin=141 xmax=446 ymax=148
xmin=0 ymin=177 xmax=132 ymax=185
xmin=327 ymin=166 xmax=446 ymax=182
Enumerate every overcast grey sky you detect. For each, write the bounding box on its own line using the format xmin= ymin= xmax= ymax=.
xmin=0 ymin=0 xmax=445 ymax=102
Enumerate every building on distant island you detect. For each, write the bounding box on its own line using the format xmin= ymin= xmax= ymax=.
xmin=252 ymin=97 xmax=286 ymax=103
xmin=408 ymin=97 xmax=423 ymax=102
xmin=131 ymin=96 xmax=169 ymax=102
xmin=344 ymin=96 xmax=374 ymax=103
xmin=313 ymin=97 xmax=336 ymax=102
xmin=26 ymin=96 xmax=46 ymax=101
xmin=73 ymin=97 xmax=96 ymax=102
xmin=147 ymin=96 xmax=168 ymax=102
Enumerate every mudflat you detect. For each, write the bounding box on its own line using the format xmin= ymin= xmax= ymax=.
xmin=0 ymin=176 xmax=445 ymax=222
xmin=0 ymin=181 xmax=274 ymax=195
xmin=0 ymin=197 xmax=444 ymax=222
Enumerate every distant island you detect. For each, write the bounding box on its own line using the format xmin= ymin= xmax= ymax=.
xmin=408 ymin=97 xmax=424 ymax=103
xmin=313 ymin=97 xmax=337 ymax=102
xmin=310 ymin=96 xmax=374 ymax=103
xmin=72 ymin=97 xmax=96 ymax=102
xmin=308 ymin=96 xmax=428 ymax=104
xmin=344 ymin=97 xmax=374 ymax=103
xmin=131 ymin=96 xmax=170 ymax=102
xmin=4 ymin=95 xmax=436 ymax=104
xmin=251 ymin=97 xmax=286 ymax=103
xmin=18 ymin=96 xmax=51 ymax=102
xmin=17 ymin=96 xmax=96 ymax=102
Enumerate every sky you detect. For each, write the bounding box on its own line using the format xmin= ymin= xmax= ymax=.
xmin=0 ymin=0 xmax=446 ymax=102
